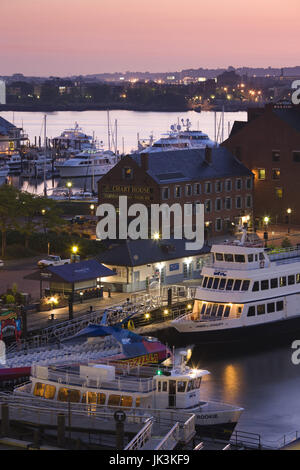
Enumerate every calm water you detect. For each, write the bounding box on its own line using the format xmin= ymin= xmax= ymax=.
xmin=4 ymin=110 xmax=300 ymax=445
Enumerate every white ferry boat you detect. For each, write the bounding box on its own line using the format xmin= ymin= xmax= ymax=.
xmin=14 ymin=351 xmax=243 ymax=439
xmin=59 ymin=149 xmax=119 ymax=178
xmin=171 ymin=231 xmax=300 ymax=344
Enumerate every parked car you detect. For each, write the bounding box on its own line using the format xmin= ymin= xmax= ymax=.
xmin=37 ymin=255 xmax=70 ymax=268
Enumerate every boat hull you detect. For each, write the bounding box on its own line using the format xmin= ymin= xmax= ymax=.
xmin=144 ymin=315 xmax=300 ymax=348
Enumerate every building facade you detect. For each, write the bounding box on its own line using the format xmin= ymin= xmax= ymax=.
xmin=222 ymin=104 xmax=300 ymax=226
xmin=0 ymin=81 xmax=6 ymax=105
xmin=98 ymin=147 xmax=254 ymax=238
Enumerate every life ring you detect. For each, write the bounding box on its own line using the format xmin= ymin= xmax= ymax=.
xmin=260 ymin=260 xmax=265 ymax=268
xmin=128 ymin=320 xmax=135 ymax=330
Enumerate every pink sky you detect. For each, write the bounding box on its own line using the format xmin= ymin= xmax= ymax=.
xmin=1 ymin=0 xmax=299 ymax=76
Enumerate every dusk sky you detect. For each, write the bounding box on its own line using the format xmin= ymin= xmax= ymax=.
xmin=1 ymin=0 xmax=299 ymax=76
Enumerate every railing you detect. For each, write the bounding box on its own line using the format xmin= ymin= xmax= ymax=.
xmin=182 ymin=414 xmax=195 ymax=443
xmin=269 ymin=246 xmax=300 ymax=262
xmin=194 ymin=442 xmax=204 ymax=450
xmin=154 ymin=422 xmax=180 ymax=450
xmin=124 ymin=418 xmax=153 ymax=450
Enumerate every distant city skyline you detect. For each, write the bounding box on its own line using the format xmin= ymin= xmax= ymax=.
xmin=1 ymin=0 xmax=299 ymax=76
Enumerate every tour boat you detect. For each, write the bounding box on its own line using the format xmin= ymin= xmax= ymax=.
xmin=170 ymin=229 xmax=300 ymax=345
xmin=14 ymin=350 xmax=243 ymax=438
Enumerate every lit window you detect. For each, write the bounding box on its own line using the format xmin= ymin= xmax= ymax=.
xmin=275 ymin=187 xmax=283 ymax=199
xmin=272 ymin=169 xmax=280 ymax=180
xmin=258 ymin=169 xmax=266 ymax=180
xmin=123 ymin=167 xmax=133 ymax=180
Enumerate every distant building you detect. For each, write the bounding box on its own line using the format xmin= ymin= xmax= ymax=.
xmin=0 ymin=116 xmax=28 ymax=153
xmin=222 ymin=104 xmax=300 ymax=225
xmin=98 ymin=147 xmax=254 ymax=238
xmin=0 ymin=81 xmax=6 ymax=105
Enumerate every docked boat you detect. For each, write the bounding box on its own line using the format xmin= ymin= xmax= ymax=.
xmin=14 ymin=350 xmax=243 ymax=438
xmin=0 ymin=164 xmax=8 ymax=184
xmin=52 ymin=123 xmax=93 ymax=155
xmin=170 ymin=229 xmax=300 ymax=345
xmin=59 ymin=148 xmax=119 ymax=178
xmin=6 ymin=152 xmax=22 ymax=173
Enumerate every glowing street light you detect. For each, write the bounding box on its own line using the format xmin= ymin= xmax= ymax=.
xmin=152 ymin=232 xmax=160 ymax=240
xmin=72 ymin=245 xmax=78 ymax=254
xmin=287 ymin=208 xmax=292 ymax=234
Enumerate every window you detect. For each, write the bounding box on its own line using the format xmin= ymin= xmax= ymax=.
xmin=225 ymin=197 xmax=232 ymax=210
xmin=288 ymin=275 xmax=295 ymax=285
xmin=123 ymin=167 xmax=133 ymax=180
xmin=257 ymin=304 xmax=265 ymax=315
xmin=205 ymin=182 xmax=212 ymax=194
xmin=247 ymin=306 xmax=255 ymax=317
xmin=215 ymin=218 xmax=222 ymax=231
xmin=258 ymin=169 xmax=266 ymax=180
xmin=108 ymin=394 xmax=121 ymax=407
xmin=272 ymin=150 xmax=280 ymax=162
xmin=236 ymin=196 xmax=242 ymax=209
xmin=207 ymin=277 xmax=213 ymax=288
xmin=217 ymin=305 xmax=224 ymax=317
xmin=58 ymin=388 xmax=80 ymax=403
xmin=215 ymin=181 xmax=222 ymax=192
xmin=246 ymin=177 xmax=252 ymax=190
xmin=34 ymin=382 xmax=45 ymax=397
xmin=276 ymin=301 xmax=284 ymax=311
xmin=185 ymin=184 xmax=192 ymax=196
xmin=213 ymin=278 xmax=219 ymax=289
xmin=219 ymin=278 xmax=226 ymax=290
xmin=162 ymin=187 xmax=169 ymax=200
xmin=248 ymin=254 xmax=254 ymax=262
xmin=226 ymin=279 xmax=234 ymax=290
xmin=235 ymin=254 xmax=245 ymax=263
xmin=97 ymin=393 xmax=106 ymax=405
xmin=241 ymin=280 xmax=250 ymax=291
xmin=224 ymin=253 xmax=234 ymax=262
xmin=259 ymin=253 xmax=265 ymax=260
xmin=216 ymin=253 xmax=224 ymax=261
xmin=252 ymin=281 xmax=259 ymax=292
xmin=44 ymin=385 xmax=56 ymax=399
xmin=86 ymin=392 xmax=97 ymax=404
xmin=175 ymin=186 xmax=181 ymax=198
xmin=293 ymin=151 xmax=300 ymax=162
xmin=136 ymin=397 xmax=141 ymax=407
xmin=215 ymin=198 xmax=222 ymax=211
xmin=267 ymin=303 xmax=275 ymax=313
xmin=297 ymin=274 xmax=300 ymax=284
xmin=280 ymin=276 xmax=286 ymax=287
xmin=236 ymin=179 xmax=242 ymax=190
xmin=271 ymin=278 xmax=278 ymax=289
xmin=261 ymin=280 xmax=269 ymax=290
xmin=205 ymin=200 xmax=211 ymax=213
xmin=233 ymin=279 xmax=242 ymax=291
xmin=224 ymin=306 xmax=231 ymax=317
xmin=275 ymin=187 xmax=283 ymax=199
xmin=194 ymin=183 xmax=201 ymax=195
xmin=121 ymin=396 xmax=133 ymax=408
xmin=177 ymin=381 xmax=187 ymax=393
xmin=272 ymin=169 xmax=280 ymax=180
xmin=202 ymin=277 xmax=208 ymax=288
xmin=225 ymin=179 xmax=232 ymax=191
xmin=211 ymin=304 xmax=218 ymax=316
xmin=245 ymin=195 xmax=252 ymax=208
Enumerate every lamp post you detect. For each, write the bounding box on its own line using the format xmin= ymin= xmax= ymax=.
xmin=66 ymin=181 xmax=72 ymax=200
xmin=90 ymin=204 xmax=95 ymax=216
xmin=71 ymin=245 xmax=79 ymax=263
xmin=263 ymin=216 xmax=270 ymax=247
xmin=287 ymin=208 xmax=292 ymax=234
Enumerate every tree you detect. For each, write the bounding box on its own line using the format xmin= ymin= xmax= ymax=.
xmin=0 ymin=185 xmax=20 ymax=257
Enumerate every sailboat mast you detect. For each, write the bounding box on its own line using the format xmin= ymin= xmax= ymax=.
xmin=43 ymin=114 xmax=47 ymax=197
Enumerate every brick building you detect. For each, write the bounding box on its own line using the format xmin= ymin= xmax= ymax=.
xmin=222 ymin=104 xmax=300 ymax=226
xmin=98 ymin=147 xmax=254 ymax=238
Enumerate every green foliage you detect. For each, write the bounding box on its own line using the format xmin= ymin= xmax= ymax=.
xmin=281 ymin=238 xmax=292 ymax=248
xmin=5 ymin=294 xmax=15 ymax=305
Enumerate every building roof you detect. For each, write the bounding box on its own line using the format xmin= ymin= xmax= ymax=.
xmin=0 ymin=116 xmax=16 ymax=135
xmin=97 ymin=238 xmax=211 ymax=267
xmin=130 ymin=147 xmax=252 ymax=183
xmin=229 ymin=121 xmax=247 ymax=137
xmin=273 ymin=107 xmax=300 ymax=134
xmin=25 ymin=260 xmax=116 ymax=283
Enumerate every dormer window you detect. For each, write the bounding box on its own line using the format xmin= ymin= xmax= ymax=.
xmin=123 ymin=167 xmax=133 ymax=180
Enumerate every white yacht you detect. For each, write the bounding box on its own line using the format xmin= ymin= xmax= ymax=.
xmin=14 ymin=351 xmax=243 ymax=438
xmin=6 ymin=152 xmax=22 ymax=173
xmin=172 ymin=230 xmax=300 ymax=344
xmin=140 ymin=134 xmax=192 ymax=153
xmin=52 ymin=123 xmax=93 ymax=154
xmin=59 ymin=149 xmax=119 ymax=178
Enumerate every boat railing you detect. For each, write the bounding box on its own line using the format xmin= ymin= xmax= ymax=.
xmin=269 ymin=246 xmax=300 ymax=262
xmin=124 ymin=418 xmax=154 ymax=450
xmin=154 ymin=422 xmax=180 ymax=450
xmin=31 ymin=366 xmax=156 ymax=393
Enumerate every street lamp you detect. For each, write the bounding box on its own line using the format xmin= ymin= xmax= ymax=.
xmin=66 ymin=181 xmax=72 ymax=199
xmin=90 ymin=204 xmax=95 ymax=216
xmin=71 ymin=245 xmax=79 ymax=263
xmin=152 ymin=232 xmax=160 ymax=240
xmin=287 ymin=208 xmax=292 ymax=234
xmin=263 ymin=216 xmax=270 ymax=246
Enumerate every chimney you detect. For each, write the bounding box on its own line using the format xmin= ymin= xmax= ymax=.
xmin=141 ymin=152 xmax=149 ymax=171
xmin=204 ymin=146 xmax=212 ymax=165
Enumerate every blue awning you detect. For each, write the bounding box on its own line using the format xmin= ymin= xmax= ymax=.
xmin=46 ymin=259 xmax=115 ymax=283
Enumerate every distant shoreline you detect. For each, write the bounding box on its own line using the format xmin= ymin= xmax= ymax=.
xmin=0 ymin=103 xmax=250 ymax=113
